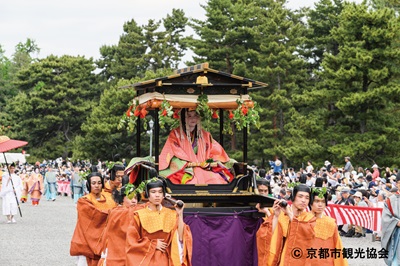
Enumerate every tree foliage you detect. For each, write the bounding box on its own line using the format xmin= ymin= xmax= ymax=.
xmin=97 ymin=9 xmax=188 ymax=81
xmin=0 ymin=39 xmax=40 ymax=109
xmin=187 ymin=0 xmax=260 ymax=73
xmin=316 ymin=3 xmax=400 ymax=166
xmin=0 ymin=45 xmax=13 ymax=109
xmin=305 ymin=0 xmax=344 ymax=70
xmin=5 ymin=55 xmax=100 ymax=160
xmin=245 ymin=0 xmax=320 ymax=168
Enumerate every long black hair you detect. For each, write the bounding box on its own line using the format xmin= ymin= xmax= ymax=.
xmin=144 ymin=178 xmax=166 ymax=198
xmin=86 ymin=172 xmax=104 ymax=192
xmin=291 ymin=184 xmax=311 ymax=201
xmin=180 ymin=108 xmax=199 ymax=138
xmin=112 ymin=176 xmax=141 ymax=204
xmin=109 ymin=163 xmax=125 ymax=181
xmin=256 ymin=179 xmax=271 ymax=194
xmin=314 ymin=178 xmax=323 ymax=188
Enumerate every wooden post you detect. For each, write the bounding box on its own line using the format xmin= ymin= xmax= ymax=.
xmin=154 ymin=109 xmax=160 ymax=171
xmin=219 ymin=109 xmax=224 ymax=148
xmin=136 ymin=118 xmax=141 ymax=157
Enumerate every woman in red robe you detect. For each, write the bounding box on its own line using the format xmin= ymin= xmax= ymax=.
xmin=159 ymin=109 xmax=234 ymax=184
xmin=125 ymin=178 xmax=192 ymax=265
xmin=27 ymin=168 xmax=44 ymax=205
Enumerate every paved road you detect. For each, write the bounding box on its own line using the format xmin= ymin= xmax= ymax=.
xmin=0 ymin=195 xmax=76 ymax=266
xmin=340 ymin=232 xmax=386 ymax=266
xmin=0 ymin=195 xmax=387 ymax=266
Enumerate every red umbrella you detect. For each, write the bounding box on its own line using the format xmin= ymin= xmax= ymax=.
xmin=0 ymin=135 xmax=29 ymax=217
xmin=0 ymin=136 xmax=28 ymax=153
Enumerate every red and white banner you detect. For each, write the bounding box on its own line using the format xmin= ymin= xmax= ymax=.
xmin=324 ymin=204 xmax=383 ymax=231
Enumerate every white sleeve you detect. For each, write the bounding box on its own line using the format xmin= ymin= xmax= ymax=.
xmin=14 ymin=176 xmax=23 ymax=200
xmin=0 ymin=175 xmax=11 ymax=193
xmin=176 ymin=231 xmax=184 ymax=264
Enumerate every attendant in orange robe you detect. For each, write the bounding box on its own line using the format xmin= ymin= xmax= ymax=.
xmin=27 ymin=168 xmax=44 ymax=206
xmin=310 ymin=188 xmax=348 ymax=266
xmin=70 ymin=172 xmax=116 ymax=266
xmin=97 ymin=178 xmax=143 ymax=266
xmin=125 ymin=178 xmax=192 ymax=266
xmin=257 ymin=184 xmax=316 ymax=266
xmin=159 ymin=109 xmax=233 ymax=184
xmin=102 ymin=163 xmax=124 ymax=202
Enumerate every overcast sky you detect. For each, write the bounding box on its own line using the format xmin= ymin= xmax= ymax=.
xmin=1 ymin=0 xmax=359 ymax=62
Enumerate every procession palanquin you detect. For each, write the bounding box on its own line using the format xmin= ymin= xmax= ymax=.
xmin=120 ymin=63 xmax=274 ymax=266
xmin=120 ymin=63 xmax=274 ymax=207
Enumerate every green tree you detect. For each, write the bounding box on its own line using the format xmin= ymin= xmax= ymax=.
xmin=0 ymin=46 xmax=13 ymax=135
xmin=305 ymin=0 xmax=345 ymax=70
xmin=187 ymin=0 xmax=260 ymax=73
xmin=317 ymin=3 xmax=400 ymax=166
xmin=370 ymin=0 xmax=399 ymax=13
xmin=162 ymin=9 xmax=189 ymax=69
xmin=291 ymin=0 xmax=346 ymax=167
xmin=0 ymin=39 xmax=41 ymax=134
xmin=0 ymin=39 xmax=40 ymax=109
xmin=142 ymin=19 xmax=167 ymax=72
xmin=0 ymin=45 xmax=12 ymax=108
xmin=97 ymin=19 xmax=147 ymax=81
xmin=72 ymin=79 xmax=136 ymax=161
xmin=13 ymin=38 xmax=40 ymax=69
xmin=143 ymin=9 xmax=188 ymax=71
xmin=6 ymin=55 xmax=100 ymax=160
xmin=246 ymin=0 xmax=318 ymax=168
xmin=74 ymin=69 xmax=174 ymax=161
xmin=186 ymin=0 xmax=268 ymax=158
xmin=97 ymin=9 xmax=188 ymax=81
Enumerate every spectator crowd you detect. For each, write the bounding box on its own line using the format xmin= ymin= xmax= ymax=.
xmin=254 ymin=156 xmax=395 ymax=241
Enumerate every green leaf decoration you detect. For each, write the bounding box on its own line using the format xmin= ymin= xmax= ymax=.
xmin=196 ymin=94 xmax=212 ymax=130
xmin=79 ymin=169 xmax=91 ymax=182
xmin=125 ymin=177 xmax=160 ymax=199
xmin=105 ymin=161 xmax=123 ymax=171
xmin=287 ymin=182 xmax=300 ymax=188
xmin=231 ymin=98 xmax=261 ymax=133
xmin=124 ymin=183 xmax=137 ymax=200
xmin=312 ymin=187 xmax=327 ymax=199
xmin=158 ymin=98 xmax=175 ymax=128
xmin=206 ymin=158 xmax=214 ymax=163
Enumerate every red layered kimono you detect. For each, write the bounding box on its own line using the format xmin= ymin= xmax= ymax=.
xmin=159 ymin=128 xmax=233 ymax=184
xmin=27 ymin=173 xmax=44 ymax=204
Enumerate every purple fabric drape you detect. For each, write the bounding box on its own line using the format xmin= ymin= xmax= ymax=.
xmin=184 ymin=215 xmax=262 ymax=266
